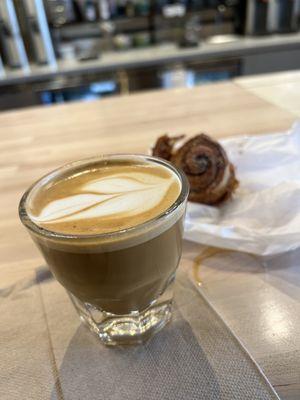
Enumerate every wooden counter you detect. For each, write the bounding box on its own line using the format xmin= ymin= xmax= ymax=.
xmin=0 ymin=77 xmax=299 ymax=399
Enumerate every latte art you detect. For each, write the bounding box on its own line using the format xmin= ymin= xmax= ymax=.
xmin=29 ymin=161 xmax=181 ymax=235
xmin=33 ymin=173 xmax=173 ymax=224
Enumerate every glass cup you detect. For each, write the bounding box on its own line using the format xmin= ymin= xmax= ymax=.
xmin=19 ymin=155 xmax=189 ymax=345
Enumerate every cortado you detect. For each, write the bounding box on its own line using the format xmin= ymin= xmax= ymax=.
xmin=20 ymin=155 xmax=188 ymax=345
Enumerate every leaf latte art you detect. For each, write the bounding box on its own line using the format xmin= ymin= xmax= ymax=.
xmin=29 ymin=162 xmax=181 ymax=235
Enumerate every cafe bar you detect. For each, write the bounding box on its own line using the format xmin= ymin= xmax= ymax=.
xmin=1 ymin=1 xmax=300 ymax=399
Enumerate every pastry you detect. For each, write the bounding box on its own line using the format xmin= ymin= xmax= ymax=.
xmin=152 ymin=133 xmax=238 ymax=205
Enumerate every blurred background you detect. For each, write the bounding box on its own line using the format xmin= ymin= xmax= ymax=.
xmin=0 ymin=0 xmax=300 ymax=111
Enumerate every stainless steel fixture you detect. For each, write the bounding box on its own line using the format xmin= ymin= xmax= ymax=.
xmin=0 ymin=54 xmax=5 ymax=77
xmin=0 ymin=0 xmax=29 ymax=69
xmin=246 ymin=0 xmax=300 ymax=35
xmin=23 ymin=0 xmax=57 ymax=66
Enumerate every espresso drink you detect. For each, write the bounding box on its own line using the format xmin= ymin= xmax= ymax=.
xmin=29 ymin=159 xmax=181 ymax=235
xmin=23 ymin=157 xmax=185 ymax=316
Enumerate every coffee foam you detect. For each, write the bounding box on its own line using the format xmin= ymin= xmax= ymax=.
xmin=28 ymin=161 xmax=181 ymax=236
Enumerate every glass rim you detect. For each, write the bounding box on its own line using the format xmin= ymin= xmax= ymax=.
xmin=19 ymin=154 xmax=189 ymax=242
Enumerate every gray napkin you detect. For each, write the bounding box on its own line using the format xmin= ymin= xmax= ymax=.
xmin=0 ymin=266 xmax=279 ymax=400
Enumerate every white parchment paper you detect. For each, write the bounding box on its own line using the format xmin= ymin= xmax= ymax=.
xmin=184 ymin=122 xmax=300 ymax=256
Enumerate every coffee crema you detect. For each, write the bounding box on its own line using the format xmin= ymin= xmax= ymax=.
xmin=28 ymin=160 xmax=181 ymax=235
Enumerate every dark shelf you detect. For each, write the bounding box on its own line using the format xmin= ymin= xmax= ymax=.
xmin=51 ymin=7 xmax=235 ymax=39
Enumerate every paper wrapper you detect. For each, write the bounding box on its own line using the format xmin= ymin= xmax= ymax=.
xmin=184 ymin=122 xmax=300 ymax=256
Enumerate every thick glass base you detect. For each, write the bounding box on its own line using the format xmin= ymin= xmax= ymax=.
xmin=68 ymin=286 xmax=174 ymax=346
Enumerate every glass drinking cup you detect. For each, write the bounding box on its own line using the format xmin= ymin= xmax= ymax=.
xmin=19 ymin=155 xmax=189 ymax=345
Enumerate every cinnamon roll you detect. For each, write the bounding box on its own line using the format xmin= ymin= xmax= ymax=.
xmin=152 ymin=133 xmax=238 ymax=205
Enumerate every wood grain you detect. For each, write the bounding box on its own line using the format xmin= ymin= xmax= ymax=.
xmin=0 ymin=81 xmax=297 ymax=399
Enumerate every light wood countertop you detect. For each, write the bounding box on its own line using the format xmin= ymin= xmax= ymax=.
xmin=1 ymin=77 xmax=299 ymax=399
xmin=236 ymin=70 xmax=300 ymax=118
